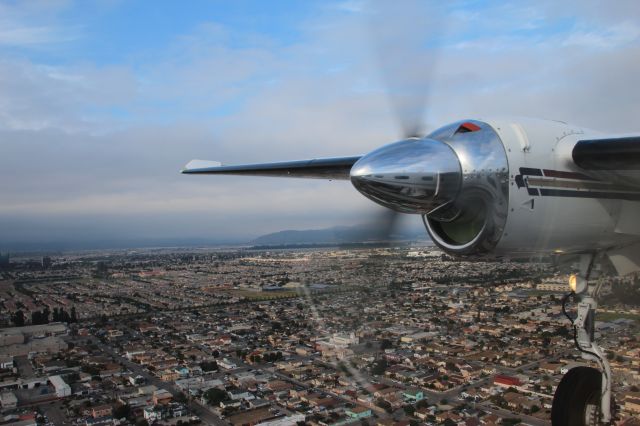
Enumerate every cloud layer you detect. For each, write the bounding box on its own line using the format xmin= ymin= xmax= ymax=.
xmin=1 ymin=0 xmax=639 ymax=248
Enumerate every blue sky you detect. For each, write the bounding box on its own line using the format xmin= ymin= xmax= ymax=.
xmin=54 ymin=2 xmax=314 ymax=63
xmin=1 ymin=0 xmax=639 ymax=249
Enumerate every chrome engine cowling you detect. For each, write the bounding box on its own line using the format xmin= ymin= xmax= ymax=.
xmin=423 ymin=120 xmax=509 ymax=254
xmin=350 ymin=120 xmax=509 ymax=255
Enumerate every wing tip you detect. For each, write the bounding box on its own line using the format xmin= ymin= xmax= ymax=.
xmin=181 ymin=159 xmax=222 ymax=174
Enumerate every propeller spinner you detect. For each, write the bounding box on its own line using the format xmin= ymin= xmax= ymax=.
xmin=349 ymin=137 xmax=461 ymax=214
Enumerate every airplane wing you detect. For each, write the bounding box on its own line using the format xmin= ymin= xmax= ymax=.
xmin=572 ymin=135 xmax=640 ymax=189
xmin=573 ymin=136 xmax=640 ymax=171
xmin=181 ymin=156 xmax=361 ymax=180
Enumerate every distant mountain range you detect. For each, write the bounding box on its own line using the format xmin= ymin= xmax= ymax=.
xmin=2 ymin=223 xmax=430 ymax=253
xmin=250 ymin=224 xmax=428 ymax=246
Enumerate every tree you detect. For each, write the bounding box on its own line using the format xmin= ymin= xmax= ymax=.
xmin=371 ymin=359 xmax=388 ymax=375
xmin=380 ymin=339 xmax=393 ymax=350
xmin=70 ymin=306 xmax=78 ymax=323
xmin=203 ymin=388 xmax=228 ymax=406
xmin=376 ymin=398 xmax=392 ymax=413
xmin=200 ymin=361 xmax=218 ymax=372
xmin=81 ymin=365 xmax=101 ymax=376
xmin=416 ymin=399 xmax=429 ymax=409
xmin=403 ymin=405 xmax=415 ymax=415
xmin=11 ymin=310 xmax=25 ymax=327
xmin=113 ymin=403 xmax=131 ymax=419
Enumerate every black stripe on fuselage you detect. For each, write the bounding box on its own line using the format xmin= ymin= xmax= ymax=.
xmin=519 ymin=167 xmax=543 ymax=176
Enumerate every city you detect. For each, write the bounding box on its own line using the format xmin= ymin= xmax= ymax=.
xmin=2 ymin=1 xmax=640 ymax=425
xmin=0 ymin=247 xmax=638 ymax=425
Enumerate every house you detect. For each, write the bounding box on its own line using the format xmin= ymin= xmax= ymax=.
xmin=402 ymin=388 xmax=424 ymax=402
xmin=152 ymin=389 xmax=173 ymax=405
xmin=91 ymin=405 xmax=113 ymax=419
xmin=227 ymin=407 xmax=278 ymax=426
xmin=377 ymin=420 xmax=411 ymax=426
xmin=174 ymin=366 xmax=190 ymax=378
xmin=435 ymin=412 xmax=463 ymax=424
xmin=220 ymin=400 xmax=241 ymax=409
xmin=229 ymin=390 xmax=255 ymax=401
xmin=624 ymin=392 xmax=640 ymax=414
xmin=143 ymin=402 xmax=189 ymax=423
xmin=414 ymin=407 xmax=433 ymax=420
xmin=160 ymin=370 xmax=179 ymax=382
xmin=461 ymin=389 xmax=482 ymax=402
xmin=143 ymin=405 xmax=166 ymax=422
xmin=218 ymin=358 xmax=237 ymax=370
xmin=266 ymin=380 xmax=292 ymax=392
xmin=480 ymin=414 xmax=501 ymax=425
xmin=128 ymin=375 xmax=146 ymax=386
xmin=107 ymin=329 xmax=123 ymax=339
xmin=539 ymin=362 xmax=561 ymax=375
xmin=49 ymin=375 xmax=71 ymax=397
xmin=493 ymin=374 xmax=520 ymax=388
xmin=85 ymin=417 xmax=116 ymax=426
xmin=257 ymin=413 xmax=306 ymax=426
xmin=345 ymin=406 xmax=372 ymax=419
xmin=0 ymin=392 xmax=17 ymax=410
xmin=0 ymin=357 xmax=14 ymax=370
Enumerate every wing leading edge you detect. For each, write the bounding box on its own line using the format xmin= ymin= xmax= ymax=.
xmin=181 ymin=156 xmax=361 ymax=180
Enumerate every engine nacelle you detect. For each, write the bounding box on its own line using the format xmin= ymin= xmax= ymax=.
xmin=352 ymin=118 xmax=640 ymax=257
xmin=425 ymin=118 xmax=640 ymax=257
xmin=422 ymin=120 xmax=508 ymax=255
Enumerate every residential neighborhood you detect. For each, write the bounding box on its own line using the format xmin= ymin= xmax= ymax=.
xmin=0 ymin=247 xmax=638 ymax=425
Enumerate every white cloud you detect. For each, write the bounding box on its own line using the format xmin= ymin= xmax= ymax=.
xmin=0 ymin=25 xmax=77 ymax=46
xmin=562 ymin=21 xmax=640 ymax=49
xmin=334 ymin=0 xmax=366 ymax=14
xmin=0 ymin=0 xmax=78 ymax=47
